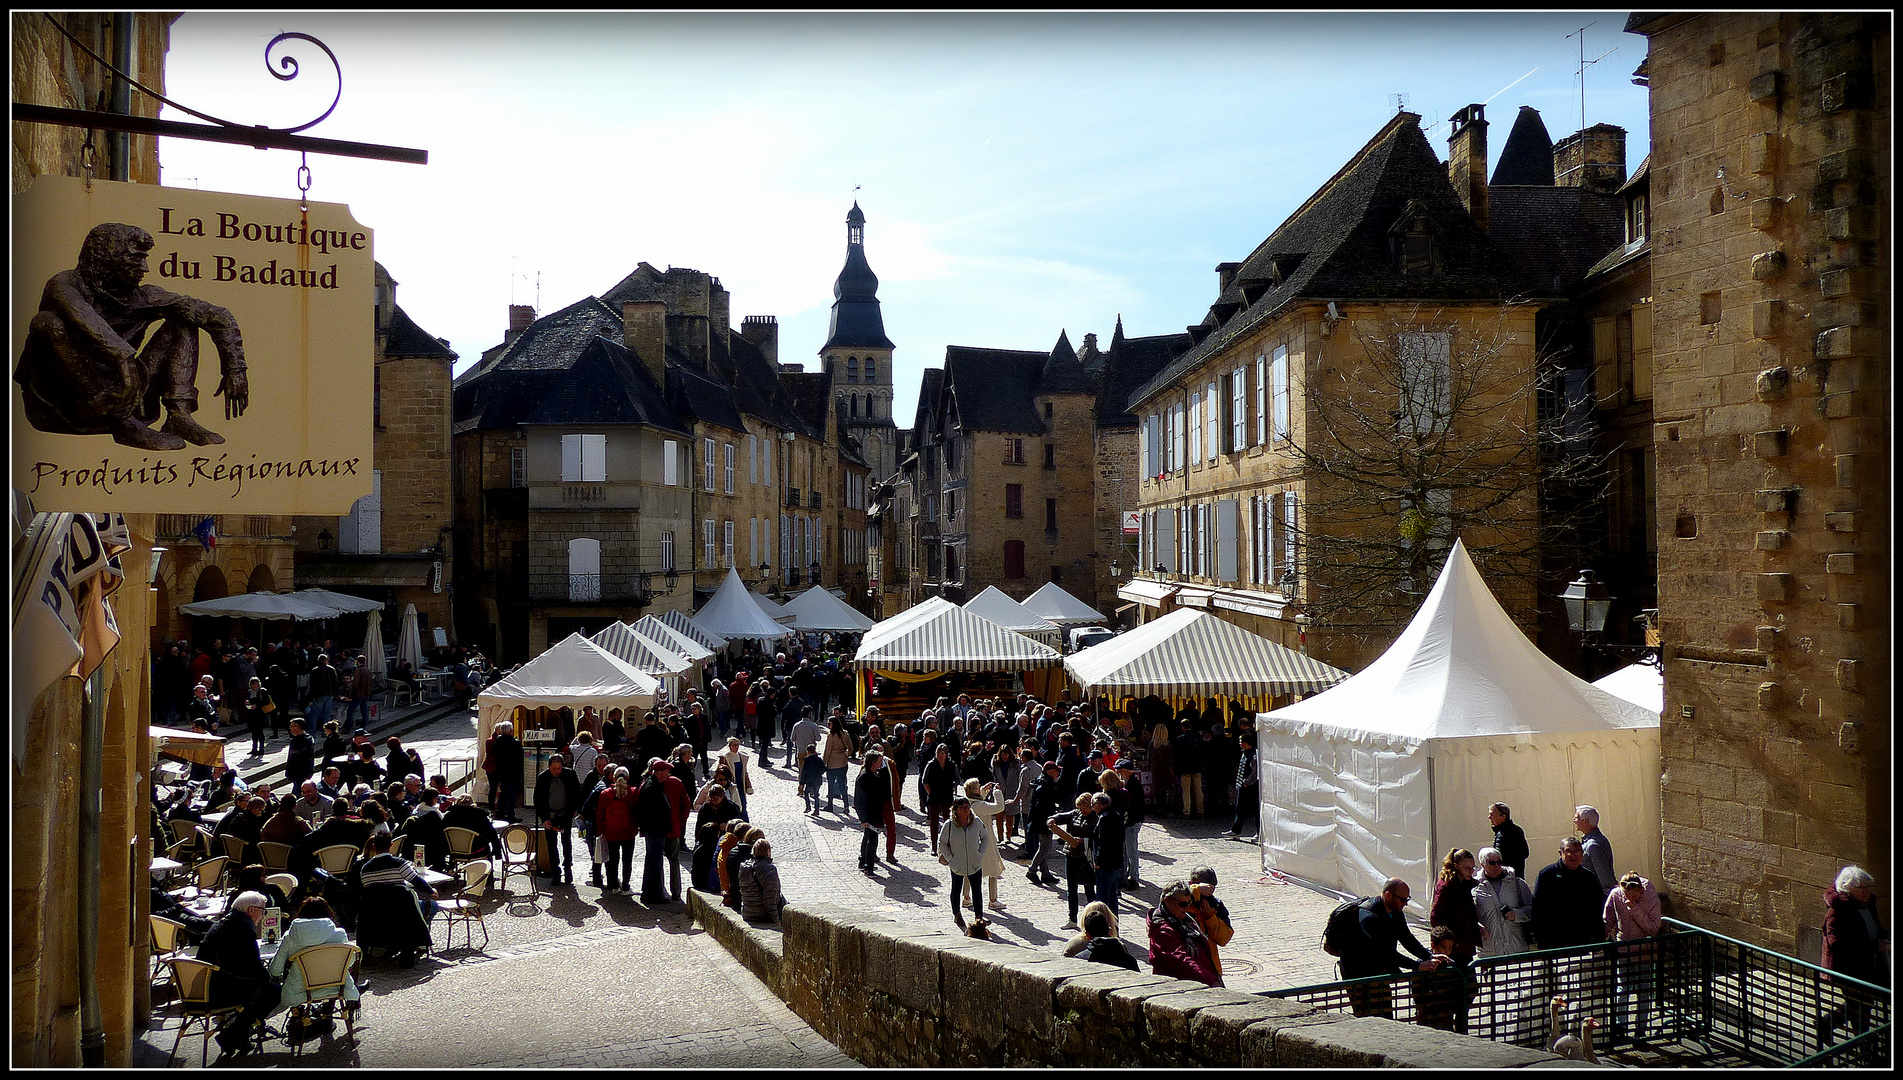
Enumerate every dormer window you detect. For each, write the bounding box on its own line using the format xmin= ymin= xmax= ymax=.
xmin=1390 ymin=200 xmax=1439 ymax=279
xmin=1627 ymin=193 xmax=1648 ymax=246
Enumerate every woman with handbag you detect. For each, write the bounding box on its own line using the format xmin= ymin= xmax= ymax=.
xmin=243 ymin=677 xmax=275 ymax=756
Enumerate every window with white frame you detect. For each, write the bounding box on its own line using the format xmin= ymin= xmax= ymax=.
xmin=660 ymin=531 xmax=675 ymax=571
xmin=1271 ymin=345 xmax=1291 ymax=442
xmin=567 ymin=537 xmax=601 ymax=601
xmin=724 ymin=443 xmax=735 ymax=494
xmin=1230 ymin=367 xmax=1247 ymax=451
xmin=561 ymin=433 xmax=607 ymax=482
xmin=1397 ymin=331 xmax=1452 ymax=436
xmin=1206 ymin=379 xmax=1219 ymax=461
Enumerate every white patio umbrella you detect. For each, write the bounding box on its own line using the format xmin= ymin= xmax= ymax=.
xmin=397 ymin=603 xmax=425 ymax=672
xmin=288 ymin=588 xmax=385 ymax=614
xmin=361 ymin=617 xmax=387 ymax=679
xmin=177 ymin=591 xmax=338 ymax=621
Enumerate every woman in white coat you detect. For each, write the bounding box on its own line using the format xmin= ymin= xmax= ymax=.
xmin=962 ymin=778 xmax=1009 ymax=909
xmin=268 ymin=897 xmax=362 ymax=1015
xmin=1473 ymin=845 xmax=1535 ymax=956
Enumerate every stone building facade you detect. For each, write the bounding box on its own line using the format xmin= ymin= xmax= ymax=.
xmin=291 ymin=261 xmax=457 ymax=643
xmin=1627 ymin=11 xmax=1890 ymax=955
xmin=12 ymin=11 xmax=172 ymax=1067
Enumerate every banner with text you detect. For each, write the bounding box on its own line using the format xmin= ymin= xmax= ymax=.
xmin=12 ymin=176 xmax=373 ymax=514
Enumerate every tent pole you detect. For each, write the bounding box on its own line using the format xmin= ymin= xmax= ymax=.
xmin=1425 ymin=753 xmax=1439 ymax=901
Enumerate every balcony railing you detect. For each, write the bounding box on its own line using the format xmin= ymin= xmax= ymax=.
xmin=568 ymin=573 xmax=601 ymax=602
xmin=808 ymin=490 xmax=823 ymax=509
xmin=785 ymin=487 xmax=802 ymax=507
xmin=157 ymin=514 xmax=199 ymax=540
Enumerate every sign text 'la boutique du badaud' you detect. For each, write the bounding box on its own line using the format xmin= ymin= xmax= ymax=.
xmin=12 ymin=176 xmax=375 ymax=516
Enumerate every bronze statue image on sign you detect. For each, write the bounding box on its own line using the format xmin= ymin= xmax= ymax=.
xmin=14 ymin=222 xmax=249 ymax=451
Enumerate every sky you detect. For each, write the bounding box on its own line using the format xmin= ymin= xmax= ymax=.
xmin=155 ymin=12 xmax=1653 ymax=422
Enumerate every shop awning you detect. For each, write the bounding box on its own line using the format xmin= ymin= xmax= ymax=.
xmin=1116 ymin=579 xmax=1178 ymax=608
xmin=1065 ymin=606 xmax=1348 ymax=698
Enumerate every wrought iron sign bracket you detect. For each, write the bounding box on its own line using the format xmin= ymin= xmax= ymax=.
xmin=14 ymin=19 xmax=426 ymax=166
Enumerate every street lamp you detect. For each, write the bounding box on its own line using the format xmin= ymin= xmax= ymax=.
xmin=1110 ymin=558 xmax=1120 ymax=579
xmin=1559 ymin=570 xmax=1613 ymax=636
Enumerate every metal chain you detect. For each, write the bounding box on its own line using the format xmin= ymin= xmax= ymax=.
xmin=296 ymin=151 xmax=312 ymax=209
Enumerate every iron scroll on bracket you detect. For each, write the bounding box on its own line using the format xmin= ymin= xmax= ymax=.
xmin=12 ymin=17 xmax=426 ymax=165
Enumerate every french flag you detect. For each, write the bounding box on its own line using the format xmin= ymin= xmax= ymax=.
xmin=192 ymin=517 xmax=217 ymax=551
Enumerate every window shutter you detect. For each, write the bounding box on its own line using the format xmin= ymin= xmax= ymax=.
xmin=1282 ymin=492 xmax=1298 ymax=573
xmin=749 ymin=435 xmax=758 ymax=483
xmin=1206 ymin=380 xmax=1219 ymax=461
xmin=1630 ymin=303 xmax=1653 ymax=401
xmin=704 ymin=519 xmax=716 ymax=567
xmin=581 ymin=434 xmax=606 ymax=482
xmin=1157 ymin=508 xmax=1175 ymax=571
xmin=1216 ymin=499 xmax=1238 ymax=581
xmin=724 ymin=443 xmax=735 ymax=493
xmin=750 ymin=517 xmax=758 ymax=564
xmin=1254 ymin=354 xmax=1267 ymax=445
xmin=561 ymin=434 xmax=581 ymax=482
xmin=1231 ymin=368 xmax=1246 ymax=451
xmin=1272 ymin=345 xmax=1290 ymax=441
xmin=663 ymin=440 xmax=679 ymax=486
xmin=1188 ymin=391 xmax=1201 ymax=462
xmin=723 ymin=520 xmax=734 ymax=567
xmin=703 ymin=438 xmax=717 ymax=491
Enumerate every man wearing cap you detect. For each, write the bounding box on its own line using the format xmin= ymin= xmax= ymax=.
xmin=936 ymin=795 xmax=994 ymax=929
xmin=1076 ymin=748 xmax=1108 ymax=800
xmin=1022 ymin=758 xmax=1068 ymax=885
xmin=1114 ymin=759 xmax=1148 ymax=890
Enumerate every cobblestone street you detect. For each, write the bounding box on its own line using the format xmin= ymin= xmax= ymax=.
xmin=140 ymin=705 xmax=1348 ymax=1066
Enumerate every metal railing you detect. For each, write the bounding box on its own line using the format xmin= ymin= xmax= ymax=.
xmin=1262 ymin=920 xmax=1889 ymax=1067
xmin=567 ymin=573 xmax=601 ymax=602
xmin=785 ymin=487 xmax=802 ymax=507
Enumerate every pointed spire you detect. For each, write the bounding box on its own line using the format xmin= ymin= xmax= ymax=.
xmin=1039 ymin=328 xmax=1092 ymax=394
xmin=1491 ymin=106 xmax=1556 ymax=186
xmin=823 ymin=202 xmax=893 ymax=352
xmin=1111 ymin=315 xmax=1126 ymax=349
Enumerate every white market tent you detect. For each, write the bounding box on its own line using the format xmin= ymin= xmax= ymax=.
xmin=1022 ymin=581 xmax=1109 ymax=627
xmin=476 ymin=634 xmax=660 ymax=804
xmin=783 ymin=585 xmax=876 ymax=632
xmin=657 ymin=608 xmax=727 ymax=653
xmin=1593 ymin=662 xmax=1664 ymax=715
xmin=853 ymin=598 xmax=1064 ymax=712
xmin=963 ymin=586 xmax=1064 ymax=647
xmin=694 ymin=568 xmax=795 ymax=643
xmin=749 ymin=589 xmax=797 ymax=623
xmin=178 ymin=591 xmax=340 ymax=621
xmin=631 ymin=614 xmax=716 ymax=665
xmin=1257 ymin=539 xmax=1661 ymax=903
xmin=590 ymin=622 xmax=696 ymax=699
xmin=1065 ymin=607 xmax=1348 ymax=710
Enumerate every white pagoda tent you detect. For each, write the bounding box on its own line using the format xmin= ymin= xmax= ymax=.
xmin=475 ymin=633 xmax=660 ymax=805
xmin=1022 ymin=581 xmax=1108 ymax=628
xmin=1593 ymin=662 xmax=1664 ymax=715
xmin=693 ymin=568 xmax=794 ymax=643
xmin=1256 ymin=539 xmax=1661 ymax=902
xmin=962 ymin=586 xmax=1063 ymax=647
xmin=749 ymin=589 xmax=796 ymax=623
xmin=783 ymin=585 xmax=876 ymax=632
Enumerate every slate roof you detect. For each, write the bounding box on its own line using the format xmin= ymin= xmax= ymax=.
xmin=669 ymin=362 xmax=748 ymax=435
xmin=1128 ymin=112 xmax=1534 ymax=410
xmin=1491 ymin=106 xmax=1556 ymax=186
xmin=1488 ymin=185 xmax=1628 ymax=293
xmin=1096 ymin=319 xmax=1193 ymax=427
xmin=781 ymin=369 xmax=836 ymax=437
xmin=383 ymin=304 xmax=457 ymax=360
xmin=942 ymin=346 xmax=1051 ymax=434
xmin=600 ymin=262 xmax=668 ymax=306
xmin=729 ymin=331 xmax=815 ymax=437
xmin=1039 ymin=330 xmax=1095 ymax=394
xmin=822 ymin=203 xmax=894 ymax=351
xmin=910 ymin=368 xmax=945 ymax=447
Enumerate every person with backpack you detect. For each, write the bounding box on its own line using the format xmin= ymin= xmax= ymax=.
xmin=1323 ymin=877 xmax=1440 ymax=1018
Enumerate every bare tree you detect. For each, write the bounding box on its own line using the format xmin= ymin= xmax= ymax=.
xmin=1287 ymin=303 xmax=1610 ymax=652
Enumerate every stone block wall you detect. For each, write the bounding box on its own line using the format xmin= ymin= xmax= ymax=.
xmin=1634 ymin=11 xmax=1890 ymax=953
xmin=1092 ymin=427 xmax=1138 ymax=618
xmin=692 ymin=896 xmax=1567 ymax=1069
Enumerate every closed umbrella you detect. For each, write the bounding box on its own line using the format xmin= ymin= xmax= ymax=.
xmin=361 ymin=617 xmax=387 ymax=680
xmin=397 ymin=603 xmax=425 ymax=673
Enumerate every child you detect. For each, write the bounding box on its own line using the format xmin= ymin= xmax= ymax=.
xmin=799 ymin=744 xmax=826 ymax=815
xmin=1417 ymin=925 xmax=1475 ymax=1033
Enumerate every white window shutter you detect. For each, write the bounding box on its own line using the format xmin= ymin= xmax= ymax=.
xmin=663 ymin=440 xmax=679 ymax=486
xmin=1272 ymin=346 xmax=1290 ymax=441
xmin=1157 ymin=508 xmax=1175 ymax=571
xmin=1254 ymin=354 xmax=1267 ymax=445
xmin=1217 ymin=499 xmax=1238 ymax=581
xmin=1283 ymin=492 xmax=1298 ymax=573
xmin=561 ymin=434 xmax=581 ymax=482
xmin=581 ymin=434 xmax=606 ymax=481
xmin=1206 ymin=380 xmax=1219 ymax=461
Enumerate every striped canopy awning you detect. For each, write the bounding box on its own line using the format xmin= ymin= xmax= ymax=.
xmin=630 ymin=614 xmax=715 ymax=664
xmin=590 ymin=622 xmax=695 ymax=677
xmin=659 ymin=606 xmax=727 ymax=651
xmin=1065 ymin=606 xmax=1347 ymax=698
xmin=854 ymin=601 xmax=1062 ymax=672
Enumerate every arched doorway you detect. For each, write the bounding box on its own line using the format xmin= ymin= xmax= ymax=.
xmin=247 ymin=565 xmax=276 ymax=594
xmin=190 ymin=566 xmax=230 ymax=647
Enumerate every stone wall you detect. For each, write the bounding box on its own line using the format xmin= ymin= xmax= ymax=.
xmin=690 ymin=894 xmax=1572 ymax=1069
xmin=1633 ymin=11 xmax=1890 ymax=954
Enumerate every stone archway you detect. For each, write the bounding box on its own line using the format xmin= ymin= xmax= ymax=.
xmin=189 ymin=566 xmax=230 ymax=647
xmin=247 ymin=564 xmax=276 ymax=594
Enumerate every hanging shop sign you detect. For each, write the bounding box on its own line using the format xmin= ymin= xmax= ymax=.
xmin=12 ymin=175 xmax=374 ymax=514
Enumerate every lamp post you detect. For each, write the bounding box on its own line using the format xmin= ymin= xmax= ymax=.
xmin=1559 ymin=569 xmax=1613 ymax=673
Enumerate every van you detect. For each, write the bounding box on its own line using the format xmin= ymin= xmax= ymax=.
xmin=1068 ymin=626 xmax=1114 ymax=653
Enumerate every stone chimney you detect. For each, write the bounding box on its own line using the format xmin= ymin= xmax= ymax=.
xmin=505 ymin=304 xmax=535 ymax=343
xmin=1554 ymin=124 xmax=1627 ymax=192
xmin=1215 ymin=261 xmax=1243 ymax=293
xmin=671 ymin=270 xmax=713 ymax=369
xmin=708 ymin=277 xmax=731 ymax=357
xmin=740 ymin=315 xmax=779 ymax=366
xmin=1446 ymin=103 xmax=1489 ymax=231
xmin=622 ymin=300 xmax=667 ymax=389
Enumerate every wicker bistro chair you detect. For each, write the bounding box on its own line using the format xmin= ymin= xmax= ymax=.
xmin=194 ymin=826 xmax=217 ymax=863
xmin=265 ymin=873 xmax=300 ymax=898
xmin=284 ymin=943 xmax=363 ymax=1056
xmin=164 ymin=958 xmax=244 ymax=1067
xmin=219 ymin=834 xmax=248 ymax=888
xmin=435 ymin=859 xmax=492 ymax=950
xmin=169 ymin=856 xmax=229 ymax=903
xmin=313 ymin=844 xmax=359 ymax=875
xmin=149 ymin=915 xmax=192 ymax=997
xmin=444 ymin=827 xmax=480 ymax=870
xmin=497 ymin=824 xmax=537 ymax=898
xmin=257 ymin=842 xmax=293 ymax=871
xmin=168 ymin=818 xmax=202 ymax=856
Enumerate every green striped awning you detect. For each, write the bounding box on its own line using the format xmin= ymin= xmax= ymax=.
xmin=1064 ymin=606 xmax=1347 ymax=697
